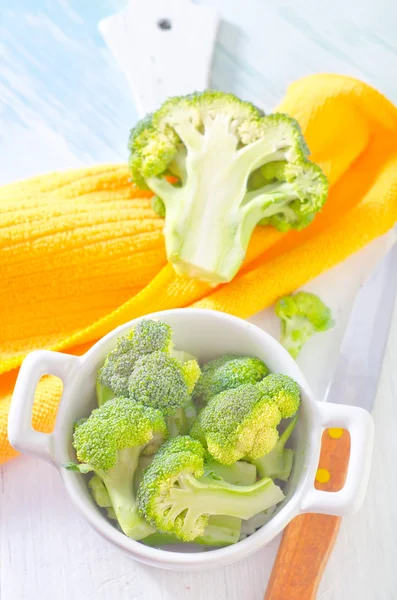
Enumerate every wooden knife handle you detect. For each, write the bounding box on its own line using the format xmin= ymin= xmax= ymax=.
xmin=264 ymin=428 xmax=351 ymax=600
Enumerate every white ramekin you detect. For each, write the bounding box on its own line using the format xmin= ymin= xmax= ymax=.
xmin=8 ymin=309 xmax=374 ymax=571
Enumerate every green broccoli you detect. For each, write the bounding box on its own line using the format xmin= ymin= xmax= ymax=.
xmin=256 ymin=373 xmax=300 ymax=419
xmin=190 ymin=384 xmax=282 ymax=465
xmin=275 ymin=291 xmax=334 ymax=358
xmin=65 ymin=398 xmax=168 ymax=540
xmin=96 ymin=319 xmax=173 ymax=399
xmin=137 ymin=436 xmax=284 ymax=542
xmin=142 ymin=515 xmax=242 ymax=547
xmin=251 ymin=415 xmax=298 ymax=481
xmin=128 ymin=351 xmax=200 ymax=416
xmin=193 ymin=355 xmax=269 ymax=406
xmin=129 ymin=91 xmax=328 ymax=284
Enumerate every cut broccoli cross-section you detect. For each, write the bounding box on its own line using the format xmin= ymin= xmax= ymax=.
xmin=129 ymin=91 xmax=328 ymax=284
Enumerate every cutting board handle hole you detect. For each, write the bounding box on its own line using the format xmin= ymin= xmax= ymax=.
xmin=157 ymin=18 xmax=172 ymax=31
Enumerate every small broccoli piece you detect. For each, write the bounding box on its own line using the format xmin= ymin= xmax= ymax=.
xmin=252 ymin=415 xmax=298 ymax=481
xmin=205 ymin=460 xmax=257 ymax=486
xmin=275 ymin=291 xmax=334 ymax=358
xmin=137 ymin=436 xmax=284 ymax=542
xmin=129 ymin=91 xmax=328 ymax=284
xmin=142 ymin=515 xmax=242 ymax=548
xmin=191 ymin=384 xmax=282 ymax=465
xmin=257 ymin=373 xmax=300 ymax=418
xmin=66 ymin=398 xmax=168 ymax=540
xmin=128 ymin=351 xmax=200 ymax=416
xmin=194 ymin=355 xmax=269 ymax=405
xmin=97 ymin=319 xmax=173 ymax=398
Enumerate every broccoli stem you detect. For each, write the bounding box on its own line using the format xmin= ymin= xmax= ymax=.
xmin=142 ymin=515 xmax=241 ymax=548
xmin=252 ymin=415 xmax=298 ymax=481
xmin=96 ymin=381 xmax=114 ymax=407
xmin=205 ymin=461 xmax=257 ymax=486
xmin=147 ymin=115 xmax=290 ymax=285
xmin=100 ymin=447 xmax=155 ymax=540
xmin=168 ymin=474 xmax=284 ymax=522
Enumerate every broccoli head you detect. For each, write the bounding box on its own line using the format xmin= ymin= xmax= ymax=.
xmin=128 ymin=350 xmax=201 ymax=416
xmin=194 ymin=354 xmax=269 ymax=405
xmin=275 ymin=291 xmax=334 ymax=358
xmin=66 ymin=398 xmax=168 ymax=540
xmin=137 ymin=436 xmax=284 ymax=542
xmin=129 ymin=91 xmax=328 ymax=284
xmin=190 ymin=384 xmax=282 ymax=465
xmin=96 ymin=319 xmax=173 ymax=399
xmin=257 ymin=373 xmax=300 ymax=418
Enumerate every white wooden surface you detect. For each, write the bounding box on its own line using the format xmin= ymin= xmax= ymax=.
xmin=1 ymin=1 xmax=397 ymax=599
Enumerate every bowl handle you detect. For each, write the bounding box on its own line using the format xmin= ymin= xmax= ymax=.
xmin=8 ymin=350 xmax=80 ymax=463
xmin=300 ymin=402 xmax=374 ymax=516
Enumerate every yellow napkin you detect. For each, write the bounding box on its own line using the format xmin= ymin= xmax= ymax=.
xmin=1 ymin=74 xmax=397 ymax=464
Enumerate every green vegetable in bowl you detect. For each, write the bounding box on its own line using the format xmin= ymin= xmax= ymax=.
xmin=275 ymin=291 xmax=334 ymax=358
xmin=128 ymin=91 xmax=328 ymax=285
xmin=66 ymin=398 xmax=168 ymax=540
xmin=190 ymin=384 xmax=282 ymax=465
xmin=256 ymin=373 xmax=301 ymax=419
xmin=96 ymin=319 xmax=173 ymax=400
xmin=137 ymin=436 xmax=284 ymax=542
xmin=128 ymin=350 xmax=200 ymax=416
xmin=68 ymin=318 xmax=302 ymax=548
xmin=191 ymin=375 xmax=300 ymax=466
xmin=193 ymin=355 xmax=269 ymax=406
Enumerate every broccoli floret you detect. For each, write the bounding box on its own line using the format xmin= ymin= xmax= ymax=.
xmin=137 ymin=436 xmax=284 ymax=542
xmin=194 ymin=355 xmax=269 ymax=405
xmin=252 ymin=415 xmax=298 ymax=481
xmin=96 ymin=319 xmax=173 ymax=398
xmin=275 ymin=291 xmax=334 ymax=358
xmin=190 ymin=384 xmax=282 ymax=465
xmin=142 ymin=515 xmax=242 ymax=548
xmin=205 ymin=460 xmax=257 ymax=486
xmin=129 ymin=91 xmax=328 ymax=284
xmin=65 ymin=398 xmax=168 ymax=540
xmin=128 ymin=350 xmax=200 ymax=416
xmin=257 ymin=373 xmax=300 ymax=419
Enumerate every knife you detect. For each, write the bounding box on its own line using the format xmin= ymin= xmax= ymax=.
xmin=264 ymin=240 xmax=397 ymax=600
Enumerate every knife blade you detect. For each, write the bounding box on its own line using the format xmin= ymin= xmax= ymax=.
xmin=325 ymin=239 xmax=397 ymax=410
xmin=265 ymin=240 xmax=397 ymax=600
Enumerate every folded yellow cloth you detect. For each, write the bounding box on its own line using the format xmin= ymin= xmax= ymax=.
xmin=1 ymin=74 xmax=397 ymax=464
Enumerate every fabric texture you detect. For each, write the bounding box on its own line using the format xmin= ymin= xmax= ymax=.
xmin=1 ymin=74 xmax=397 ymax=463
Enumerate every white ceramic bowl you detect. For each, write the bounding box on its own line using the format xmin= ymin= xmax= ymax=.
xmin=8 ymin=309 xmax=374 ymax=571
